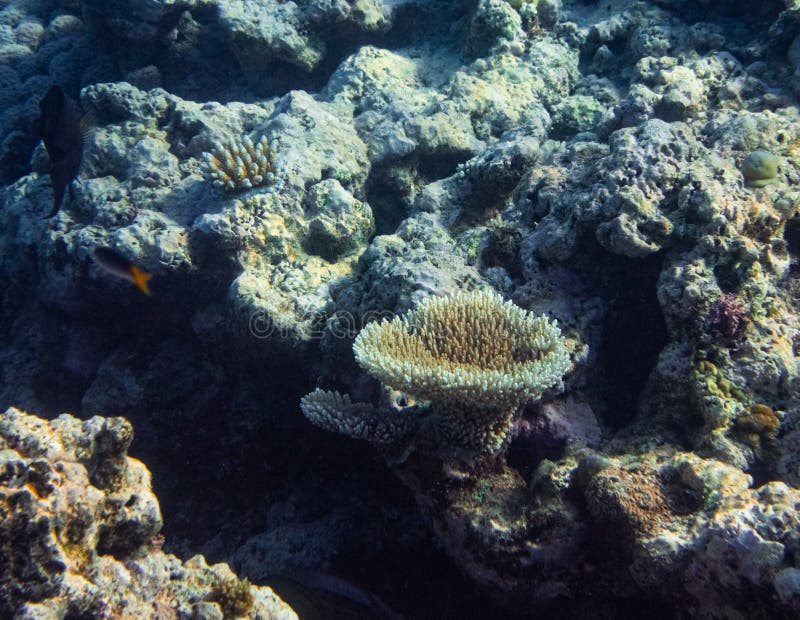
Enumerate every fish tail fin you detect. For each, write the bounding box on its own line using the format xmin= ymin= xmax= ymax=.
xmin=130 ymin=266 xmax=152 ymax=296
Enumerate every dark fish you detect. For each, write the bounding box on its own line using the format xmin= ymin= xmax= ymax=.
xmin=91 ymin=246 xmax=152 ymax=295
xmin=38 ymin=85 xmax=86 ymax=218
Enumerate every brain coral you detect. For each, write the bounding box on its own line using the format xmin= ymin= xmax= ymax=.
xmin=352 ymin=289 xmax=572 ymax=452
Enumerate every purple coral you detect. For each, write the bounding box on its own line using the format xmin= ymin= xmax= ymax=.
xmin=705 ymin=293 xmax=746 ymax=349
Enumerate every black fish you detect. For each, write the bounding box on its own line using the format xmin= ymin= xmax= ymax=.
xmin=38 ymin=85 xmax=86 ymax=218
xmin=91 ymin=246 xmax=152 ymax=295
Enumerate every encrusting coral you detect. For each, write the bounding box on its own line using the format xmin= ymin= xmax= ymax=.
xmin=200 ymin=135 xmax=278 ymax=192
xmin=302 ymin=290 xmax=572 ymax=452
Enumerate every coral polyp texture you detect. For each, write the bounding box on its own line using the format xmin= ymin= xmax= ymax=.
xmin=304 ymin=290 xmax=572 ymax=452
xmin=200 ymin=135 xmax=278 ymax=192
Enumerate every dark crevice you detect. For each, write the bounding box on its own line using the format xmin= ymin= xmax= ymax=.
xmin=365 ymin=167 xmax=415 ymax=236
xmin=746 ymin=460 xmax=776 ymax=489
xmin=417 ymin=149 xmax=473 ymax=183
xmin=96 ymin=521 xmax=143 ymax=558
xmin=784 ymin=217 xmax=800 ymax=260
xmin=480 ymin=227 xmax=525 ymax=282
xmin=581 ymin=242 xmax=669 ymax=429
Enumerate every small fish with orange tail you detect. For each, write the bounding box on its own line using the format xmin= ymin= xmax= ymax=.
xmin=91 ymin=246 xmax=152 ymax=295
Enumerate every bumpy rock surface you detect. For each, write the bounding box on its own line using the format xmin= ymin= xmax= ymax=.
xmin=0 ymin=407 xmax=297 ymax=619
xmin=3 ymin=0 xmax=800 ymax=617
xmin=390 ymin=444 xmax=800 ymax=618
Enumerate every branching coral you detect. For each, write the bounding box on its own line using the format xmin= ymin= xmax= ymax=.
xmin=300 ymin=389 xmax=422 ymax=444
xmin=200 ymin=135 xmax=278 ymax=192
xmin=302 ymin=290 xmax=572 ymax=453
xmin=354 ymin=290 xmax=570 ymax=407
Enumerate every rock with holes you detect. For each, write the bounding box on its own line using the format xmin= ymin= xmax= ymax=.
xmin=387 ymin=446 xmax=800 ymax=617
xmin=0 ymin=407 xmax=297 ymax=619
xmin=304 ymin=179 xmax=375 ymax=262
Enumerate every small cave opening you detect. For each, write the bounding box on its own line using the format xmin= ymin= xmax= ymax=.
xmin=585 ymin=247 xmax=669 ymax=429
xmin=365 ymin=167 xmax=414 ymax=236
xmin=745 ymin=460 xmax=777 ymax=489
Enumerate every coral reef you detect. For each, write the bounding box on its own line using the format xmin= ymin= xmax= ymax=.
xmin=0 ymin=407 xmax=296 ymax=619
xmin=389 ymin=447 xmax=800 ymax=618
xmin=2 ymin=0 xmax=800 ymax=617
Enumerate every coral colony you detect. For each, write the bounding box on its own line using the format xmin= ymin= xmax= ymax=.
xmin=200 ymin=135 xmax=278 ymax=192
xmin=303 ymin=290 xmax=572 ymax=453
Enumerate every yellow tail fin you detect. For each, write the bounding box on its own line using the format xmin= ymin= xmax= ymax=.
xmin=130 ymin=266 xmax=152 ymax=296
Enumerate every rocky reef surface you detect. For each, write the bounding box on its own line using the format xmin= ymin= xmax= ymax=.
xmin=0 ymin=407 xmax=296 ymax=619
xmin=3 ymin=0 xmax=800 ymax=617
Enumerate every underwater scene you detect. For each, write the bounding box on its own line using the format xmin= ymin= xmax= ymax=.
xmin=3 ymin=0 xmax=800 ymax=618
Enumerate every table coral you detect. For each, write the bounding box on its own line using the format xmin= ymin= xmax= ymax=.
xmin=304 ymin=289 xmax=573 ymax=453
